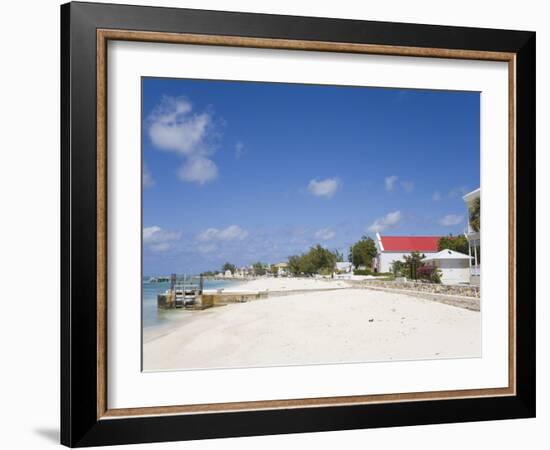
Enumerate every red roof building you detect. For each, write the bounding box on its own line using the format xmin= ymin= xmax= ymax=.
xmin=378 ymin=235 xmax=440 ymax=252
xmin=372 ymin=233 xmax=442 ymax=273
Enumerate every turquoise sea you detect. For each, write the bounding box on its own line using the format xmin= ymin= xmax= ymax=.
xmin=142 ymin=277 xmax=239 ymax=328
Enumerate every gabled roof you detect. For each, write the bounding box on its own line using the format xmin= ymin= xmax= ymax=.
xmin=422 ymin=249 xmax=471 ymax=261
xmin=379 ymin=235 xmax=441 ymax=252
xmin=463 ymin=188 xmax=480 ymax=204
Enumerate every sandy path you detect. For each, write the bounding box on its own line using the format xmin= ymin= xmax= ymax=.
xmin=143 ymin=288 xmax=480 ymax=371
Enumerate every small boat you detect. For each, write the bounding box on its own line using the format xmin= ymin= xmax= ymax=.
xmin=148 ymin=276 xmax=170 ymax=283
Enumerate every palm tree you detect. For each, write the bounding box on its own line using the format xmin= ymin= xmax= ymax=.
xmin=469 ymin=198 xmax=480 ymax=232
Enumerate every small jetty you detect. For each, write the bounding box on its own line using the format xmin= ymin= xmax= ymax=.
xmin=157 ymin=274 xmax=208 ymax=310
xmin=157 ymin=273 xmax=349 ymax=311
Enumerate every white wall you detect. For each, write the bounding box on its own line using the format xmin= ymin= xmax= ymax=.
xmin=436 ymin=260 xmax=470 ymax=285
xmin=0 ymin=1 xmax=547 ymax=449
xmin=379 ymin=252 xmax=409 ymax=272
xmin=378 ymin=252 xmax=439 ymax=273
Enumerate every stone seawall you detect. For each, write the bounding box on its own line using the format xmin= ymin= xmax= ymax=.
xmin=205 ymin=287 xmax=348 ymax=306
xmin=350 ymin=280 xmax=480 ymax=298
xmin=348 ymin=280 xmax=480 ymax=311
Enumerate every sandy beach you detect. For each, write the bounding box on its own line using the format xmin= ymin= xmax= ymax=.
xmin=143 ymin=278 xmax=480 ymax=371
xmin=220 ymin=276 xmax=351 ymax=292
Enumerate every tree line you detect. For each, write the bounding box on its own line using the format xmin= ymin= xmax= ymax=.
xmin=287 ymin=244 xmax=340 ymax=276
xmin=205 ymin=231 xmax=473 ymax=279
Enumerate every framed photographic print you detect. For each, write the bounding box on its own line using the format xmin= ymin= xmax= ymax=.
xmin=61 ymin=1 xmax=536 ymax=447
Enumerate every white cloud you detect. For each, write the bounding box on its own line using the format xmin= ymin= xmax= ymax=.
xmin=147 ymin=97 xmax=211 ymax=155
xmin=385 ymin=175 xmax=398 ymax=191
xmin=177 ymin=157 xmax=218 ymax=185
xmin=384 ymin=176 xmax=414 ymax=193
xmin=197 ymin=243 xmax=217 ymax=254
xmin=143 ymin=163 xmax=155 ymax=188
xmin=197 ymin=225 xmax=248 ymax=242
xmin=143 ymin=226 xmax=181 ymax=252
xmin=432 ymin=191 xmax=442 ymax=201
xmin=400 ymin=180 xmax=415 ymax=192
xmin=314 ymin=228 xmax=336 ymax=241
xmin=439 ymin=214 xmax=463 ymax=226
xmin=307 ymin=177 xmax=340 ymax=198
xmin=235 ymin=141 xmax=245 ymax=159
xmin=368 ymin=211 xmax=402 ymax=233
xmin=146 ymin=96 xmax=219 ymax=186
xmin=150 ymin=242 xmax=170 ymax=252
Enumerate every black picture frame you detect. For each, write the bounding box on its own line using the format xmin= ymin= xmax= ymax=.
xmin=61 ymin=1 xmax=535 ymax=447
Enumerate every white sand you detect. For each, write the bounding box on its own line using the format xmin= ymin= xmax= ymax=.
xmin=220 ymin=276 xmax=350 ymax=292
xmin=143 ymin=288 xmax=481 ymax=371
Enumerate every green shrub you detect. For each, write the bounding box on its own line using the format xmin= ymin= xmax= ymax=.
xmin=353 ymin=269 xmax=371 ymax=276
xmin=416 ymin=265 xmax=442 ymax=284
xmin=431 ymin=268 xmax=442 ymax=284
xmin=391 ymin=260 xmax=407 ymax=277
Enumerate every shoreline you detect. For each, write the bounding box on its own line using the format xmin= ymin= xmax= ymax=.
xmin=206 ymin=276 xmax=352 ymax=293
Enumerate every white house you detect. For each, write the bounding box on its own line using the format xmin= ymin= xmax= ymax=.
xmin=335 ymin=262 xmax=352 ymax=273
xmin=273 ymin=262 xmax=289 ymax=277
xmin=422 ymin=249 xmax=471 ymax=285
xmin=234 ymin=266 xmax=253 ymax=278
xmin=463 ymin=188 xmax=480 ymax=285
xmin=372 ymin=233 xmax=442 ymax=273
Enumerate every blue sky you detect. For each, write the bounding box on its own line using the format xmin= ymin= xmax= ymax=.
xmin=142 ymin=77 xmax=479 ymax=275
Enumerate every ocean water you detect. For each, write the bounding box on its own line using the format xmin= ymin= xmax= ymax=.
xmin=142 ymin=278 xmax=239 ymax=328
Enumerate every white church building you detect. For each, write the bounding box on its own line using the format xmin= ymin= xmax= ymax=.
xmin=372 ymin=233 xmax=442 ymax=273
